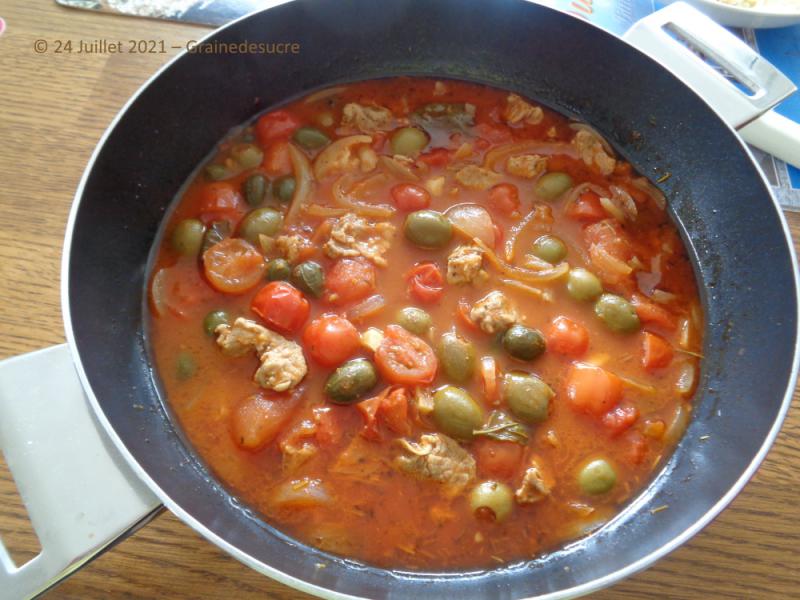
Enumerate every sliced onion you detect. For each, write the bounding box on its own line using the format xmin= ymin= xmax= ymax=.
xmin=445 ymin=204 xmax=495 ymax=247
xmin=271 ymin=478 xmax=331 ymax=508
xmin=569 ymin=122 xmax=615 ymax=156
xmin=150 ymin=269 xmax=168 ymax=317
xmin=651 ymin=289 xmax=678 ymax=304
xmin=664 ymin=401 xmax=691 ymax=445
xmin=589 ymin=245 xmax=633 ymax=276
xmin=303 ymin=204 xmax=349 ymax=218
xmin=303 ymin=85 xmax=347 ymax=104
xmin=675 ymin=363 xmax=697 ymax=399
xmin=346 ymin=294 xmax=386 ymax=323
xmin=636 ymin=271 xmax=661 ymax=297
xmin=504 ymin=204 xmax=553 ymax=262
xmin=332 ymin=173 xmax=395 ymax=219
xmin=480 ymin=356 xmax=499 ymax=405
xmin=483 ymin=140 xmax=579 ymax=171
xmin=475 ymin=237 xmax=569 ymax=283
xmin=285 ymin=143 xmax=314 ymax=224
xmin=380 ymin=155 xmax=419 ymax=181
xmin=631 ymin=177 xmax=667 ymax=210
xmin=500 ymin=279 xmax=553 ymax=302
xmin=313 ymin=134 xmax=372 ymax=180
xmin=563 ymin=182 xmax=608 ymax=213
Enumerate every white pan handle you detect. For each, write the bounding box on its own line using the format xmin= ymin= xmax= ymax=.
xmin=739 ymin=110 xmax=800 ymax=170
xmin=0 ymin=344 xmax=162 ymax=600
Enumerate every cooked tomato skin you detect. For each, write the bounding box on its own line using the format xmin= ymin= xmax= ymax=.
xmin=475 ymin=438 xmax=523 ymax=479
xmin=255 ymin=110 xmax=301 ymax=145
xmin=374 ymin=324 xmax=438 ymax=385
xmin=303 ymin=315 xmax=361 ymax=367
xmin=198 ymin=182 xmax=247 ymax=225
xmin=565 ymin=363 xmax=623 ymax=416
xmin=202 ymin=238 xmax=266 ymax=295
xmin=324 ymin=258 xmax=377 ymax=305
xmin=547 ymin=316 xmax=589 ymax=357
xmin=488 ymin=183 xmax=520 ymax=216
xmin=251 ymin=281 xmax=310 ymax=334
xmin=405 ymin=262 xmax=444 ymax=304
xmin=641 ymin=331 xmax=674 ymax=370
xmin=391 ymin=183 xmax=431 ymax=211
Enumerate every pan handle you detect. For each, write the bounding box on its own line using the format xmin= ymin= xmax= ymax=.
xmin=623 ymin=2 xmax=800 ymax=169
xmin=0 ymin=344 xmax=162 ymax=600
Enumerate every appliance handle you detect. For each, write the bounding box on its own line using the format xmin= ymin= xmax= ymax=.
xmin=0 ymin=344 xmax=162 ymax=600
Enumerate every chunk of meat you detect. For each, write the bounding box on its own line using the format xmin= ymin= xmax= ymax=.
xmin=275 ymin=234 xmax=312 ymax=264
xmin=313 ymin=135 xmax=373 ymax=180
xmin=502 ymin=93 xmax=544 ymax=126
xmin=454 ymin=165 xmax=502 ymax=191
xmin=515 ymin=458 xmax=552 ymax=504
xmin=216 ymin=318 xmax=307 ymax=391
xmin=446 ymin=244 xmax=486 ymax=285
xmin=395 ymin=433 xmax=476 ymax=493
xmin=506 ymin=154 xmax=547 ymax=179
xmin=341 ymin=102 xmax=394 ymax=133
xmin=573 ymin=129 xmax=616 ymax=176
xmin=323 ymin=213 xmax=396 ymax=267
xmin=469 ymin=290 xmax=522 ymax=334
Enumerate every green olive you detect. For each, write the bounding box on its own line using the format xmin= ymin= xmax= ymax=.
xmin=266 ymin=258 xmax=291 ymax=281
xmin=502 ymin=371 xmax=553 ymax=424
xmin=201 ymin=220 xmax=231 ymax=254
xmin=293 ymin=126 xmax=330 ymax=150
xmin=397 ymin=307 xmax=432 ymax=335
xmin=243 ymin=173 xmax=269 ymax=206
xmin=531 ymin=235 xmax=567 ymax=264
xmin=404 ymin=210 xmax=453 ymax=249
xmin=273 ymin=175 xmax=296 ymax=202
xmin=205 ymin=163 xmax=232 ymax=181
xmin=534 ymin=171 xmax=573 ymax=200
xmin=469 ymin=481 xmax=514 ymax=522
xmin=203 ymin=310 xmax=230 ymax=336
xmin=578 ymin=458 xmax=617 ymax=494
xmin=171 ymin=219 xmax=206 ymax=256
xmin=176 ymin=352 xmax=197 ymax=380
xmin=291 ymin=261 xmax=324 ymax=297
xmin=502 ymin=325 xmax=546 ymax=361
xmin=438 ymin=332 xmax=476 ymax=383
xmin=230 ymin=143 xmax=264 ymax=170
xmin=390 ymin=126 xmax=429 ymax=157
xmin=239 ymin=208 xmax=283 ymax=244
xmin=325 ymin=359 xmax=378 ymax=404
xmin=432 ymin=385 xmax=483 ymax=441
xmin=594 ymin=293 xmax=640 ymax=333
xmin=567 ymin=268 xmax=603 ymax=301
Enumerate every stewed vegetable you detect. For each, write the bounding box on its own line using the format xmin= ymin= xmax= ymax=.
xmin=396 ymin=307 xmax=433 ymax=335
xmin=503 ymin=372 xmax=553 ymax=423
xmin=433 ymin=385 xmax=483 ymax=441
xmin=438 ymin=332 xmax=476 ymax=382
xmin=404 ymin=210 xmax=453 ymax=248
xmin=502 ymin=325 xmax=546 ymax=361
xmin=325 ymin=358 xmax=378 ymax=404
xmin=578 ymin=458 xmax=617 ymax=494
xmin=595 ymin=293 xmax=641 ymax=332
xmin=534 ymin=172 xmax=573 ymax=200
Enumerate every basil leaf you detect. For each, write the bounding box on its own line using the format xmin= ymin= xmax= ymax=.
xmin=473 ymin=411 xmax=529 ymax=445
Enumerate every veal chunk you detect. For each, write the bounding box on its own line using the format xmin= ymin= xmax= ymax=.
xmin=446 ymin=244 xmax=485 ymax=285
xmin=395 ymin=433 xmax=476 ymax=493
xmin=216 ymin=318 xmax=307 ymax=392
xmin=515 ymin=458 xmax=552 ymax=504
xmin=469 ymin=290 xmax=521 ymax=334
xmin=340 ymin=102 xmax=394 ymax=133
xmin=323 ymin=213 xmax=395 ymax=267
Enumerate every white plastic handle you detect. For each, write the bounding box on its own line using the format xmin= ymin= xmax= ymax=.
xmin=739 ymin=110 xmax=800 ymax=170
xmin=0 ymin=345 xmax=161 ymax=600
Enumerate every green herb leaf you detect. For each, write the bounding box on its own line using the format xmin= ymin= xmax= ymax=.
xmin=473 ymin=411 xmax=529 ymax=445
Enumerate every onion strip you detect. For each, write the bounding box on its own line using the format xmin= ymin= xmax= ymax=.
xmin=563 ymin=182 xmax=608 ymax=214
xmin=303 ymin=204 xmax=350 ymax=218
xmin=285 ymin=143 xmax=314 ymax=224
xmin=500 ymin=279 xmax=553 ymax=302
xmin=483 ymin=140 xmax=579 ymax=171
xmin=474 ymin=237 xmax=569 ymax=283
xmin=503 ymin=206 xmax=551 ymax=262
xmin=346 ymin=294 xmax=386 ymax=323
xmin=631 ymin=177 xmax=667 ymax=210
xmin=379 ymin=155 xmax=419 ymax=181
xmin=332 ymin=173 xmax=395 ymax=219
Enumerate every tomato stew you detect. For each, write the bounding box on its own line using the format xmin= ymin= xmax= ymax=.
xmin=149 ymin=78 xmax=702 ymax=570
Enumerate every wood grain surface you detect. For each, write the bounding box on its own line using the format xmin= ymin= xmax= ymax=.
xmin=0 ymin=2 xmax=798 ymax=598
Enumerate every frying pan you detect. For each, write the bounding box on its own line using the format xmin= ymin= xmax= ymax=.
xmin=1 ymin=0 xmax=798 ymax=598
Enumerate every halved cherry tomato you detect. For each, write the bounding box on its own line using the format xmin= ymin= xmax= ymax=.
xmin=303 ymin=314 xmax=361 ymax=367
xmin=641 ymin=331 xmax=674 ymax=370
xmin=602 ymin=405 xmax=639 ymax=436
xmin=198 ymin=182 xmax=247 ymax=225
xmin=324 ymin=258 xmax=377 ymax=305
xmin=488 ymin=183 xmax=520 ymax=216
xmin=391 ymin=183 xmax=431 ymax=211
xmin=374 ymin=325 xmax=438 ymax=385
xmin=262 ymin=140 xmax=291 ymax=175
xmin=251 ymin=281 xmax=310 ymax=333
xmin=255 ymin=110 xmax=301 ymax=146
xmin=231 ymin=391 xmax=301 ymax=451
xmin=474 ymin=438 xmax=524 ymax=479
xmin=203 ymin=238 xmax=266 ymax=294
xmin=380 ymin=387 xmax=411 ymax=436
xmin=418 ymin=147 xmax=452 ymax=167
xmin=357 ymin=394 xmax=383 ymax=441
xmin=565 ymin=363 xmax=622 ymax=416
xmin=456 ymin=298 xmax=479 ymax=331
xmin=631 ymin=296 xmax=678 ymax=331
xmin=405 ymin=262 xmax=444 ymax=304
xmin=566 ymin=190 xmax=606 ymax=222
xmin=548 ymin=316 xmax=589 ymax=357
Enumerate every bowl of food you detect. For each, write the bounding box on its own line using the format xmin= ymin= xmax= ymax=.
xmin=2 ymin=0 xmax=798 ymax=598
xmin=675 ymin=0 xmax=800 ymax=28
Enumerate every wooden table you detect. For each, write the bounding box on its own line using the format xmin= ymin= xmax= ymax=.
xmin=0 ymin=2 xmax=798 ymax=598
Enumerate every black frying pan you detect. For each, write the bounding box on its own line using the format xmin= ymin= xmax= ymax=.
xmin=63 ymin=0 xmax=799 ymax=597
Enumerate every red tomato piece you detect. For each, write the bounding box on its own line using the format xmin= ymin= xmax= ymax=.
xmin=203 ymin=238 xmax=266 ymax=295
xmin=255 ymin=110 xmax=301 ymax=145
xmin=380 ymin=387 xmax=411 ymax=436
xmin=565 ymin=363 xmax=623 ymax=416
xmin=405 ymin=262 xmax=444 ymax=304
xmin=391 ymin=183 xmax=431 ymax=211
xmin=641 ymin=331 xmax=674 ymax=370
xmin=251 ymin=281 xmax=310 ymax=334
xmin=566 ymin=190 xmax=606 ymax=222
xmin=487 ymin=183 xmax=520 ymax=216
xmin=374 ymin=325 xmax=438 ymax=385
xmin=625 ymin=430 xmax=648 ymax=465
xmin=324 ymin=258 xmax=377 ymax=305
xmin=456 ymin=298 xmax=479 ymax=331
xmin=262 ymin=140 xmax=292 ymax=176
xmin=302 ymin=314 xmax=361 ymax=367
xmin=474 ymin=121 xmax=513 ymax=143
xmin=231 ymin=391 xmax=300 ymax=451
xmin=418 ymin=147 xmax=452 ymax=167
xmin=313 ymin=406 xmax=344 ymax=447
xmin=474 ymin=438 xmax=523 ymax=479
xmin=602 ymin=405 xmax=639 ymax=436
xmin=631 ymin=296 xmax=678 ymax=331
xmin=547 ymin=316 xmax=590 ymax=357
xmin=198 ymin=182 xmax=247 ymax=225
